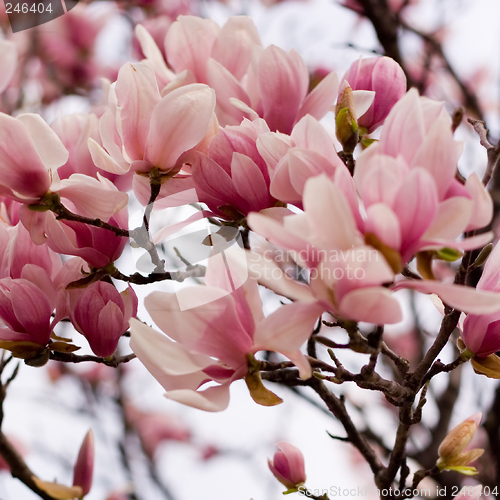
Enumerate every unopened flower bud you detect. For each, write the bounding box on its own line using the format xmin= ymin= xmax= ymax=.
xmin=73 ymin=430 xmax=94 ymax=497
xmin=437 ymin=413 xmax=484 ymax=475
xmin=268 ymin=442 xmax=306 ymax=491
xmin=343 ymin=56 xmax=406 ymax=133
xmin=335 ymin=84 xmax=358 ymax=154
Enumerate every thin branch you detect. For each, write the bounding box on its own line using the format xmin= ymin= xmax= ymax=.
xmin=49 ymin=352 xmax=136 ymax=367
xmin=467 ymin=118 xmax=500 ymax=186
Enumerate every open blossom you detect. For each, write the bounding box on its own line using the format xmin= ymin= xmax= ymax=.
xmin=130 ymin=248 xmax=323 ymax=411
xmin=354 ymin=88 xmax=493 ymax=265
xmin=268 ymin=442 xmax=306 ymax=490
xmin=138 ymin=15 xmax=340 ymax=132
xmin=342 ymin=56 xmax=407 ymax=133
xmin=0 ymin=113 xmax=69 ymax=202
xmin=70 ymin=282 xmax=138 ymax=358
xmin=248 ymin=175 xmax=401 ymax=325
xmin=89 ymin=62 xmax=216 ymax=176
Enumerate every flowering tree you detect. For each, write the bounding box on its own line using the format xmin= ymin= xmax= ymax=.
xmin=0 ymin=0 xmax=499 ymax=499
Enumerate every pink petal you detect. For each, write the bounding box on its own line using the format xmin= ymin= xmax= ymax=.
xmin=258 ymin=46 xmax=309 ymax=134
xmin=231 ymin=153 xmax=272 ymax=209
xmin=166 ymin=384 xmax=231 ymax=412
xmin=0 ymin=114 xmax=51 ymax=198
xmin=303 ymin=175 xmax=360 ymax=250
xmin=465 ymin=172 xmax=493 ymax=231
xmin=11 ymin=280 xmax=52 ymax=343
xmin=145 ymin=84 xmax=216 ymax=171
xmin=164 ymin=16 xmax=219 ymax=82
xmin=257 ymin=132 xmax=292 ymax=176
xmin=211 ymin=16 xmax=261 ymax=80
xmin=290 ymin=115 xmax=338 ymax=160
xmin=339 ymin=288 xmax=402 ymax=324
xmin=296 ymin=71 xmax=339 ymax=123
xmin=393 ymin=168 xmax=438 ymax=255
xmin=115 ymin=62 xmax=161 ymax=162
xmin=206 ymin=59 xmax=249 ymax=126
xmin=379 ymin=88 xmax=425 ymax=163
xmin=145 ymin=290 xmax=253 ymax=369
xmin=411 ymin=111 xmax=463 ymax=198
xmin=394 ymin=280 xmax=500 ymax=314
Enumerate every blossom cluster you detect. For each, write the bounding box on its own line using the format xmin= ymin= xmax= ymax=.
xmin=1 ymin=14 xmax=500 ymax=417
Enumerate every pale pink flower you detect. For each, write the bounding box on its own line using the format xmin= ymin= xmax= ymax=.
xmin=52 ymin=113 xmax=133 ymax=192
xmin=268 ymin=442 xmax=306 ymax=489
xmin=343 ymin=56 xmax=407 ymax=132
xmin=130 ymin=252 xmax=323 ymax=411
xmin=354 ymin=89 xmax=493 ymax=263
xmin=70 ymin=282 xmax=138 ymax=358
xmin=191 ymin=119 xmax=278 ymax=218
xmin=462 ymin=242 xmax=500 ymax=357
xmin=248 ymin=175 xmax=401 ymax=325
xmin=257 ymin=115 xmax=357 ymax=214
xmin=0 ymin=113 xmax=68 ymax=202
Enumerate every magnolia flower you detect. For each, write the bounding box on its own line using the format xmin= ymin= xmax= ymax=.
xmin=130 ymin=248 xmax=323 ymax=411
xmin=0 ymin=113 xmax=68 ymax=202
xmin=437 ymin=413 xmax=483 ymax=475
xmin=89 ymin=62 xmax=216 ymax=177
xmin=248 ymin=175 xmax=402 ymax=325
xmin=268 ymin=442 xmax=306 ymax=491
xmin=354 ymin=89 xmax=493 ymax=266
xmin=343 ymin=56 xmax=407 ymax=133
xmin=73 ymin=430 xmax=95 ymax=497
xmin=191 ymin=119 xmax=278 ymax=219
xmin=70 ymin=282 xmax=138 ymax=358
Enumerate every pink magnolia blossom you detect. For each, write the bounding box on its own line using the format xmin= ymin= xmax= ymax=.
xmin=73 ymin=430 xmax=94 ymax=497
xmin=248 ymin=175 xmax=401 ymax=325
xmin=354 ymin=89 xmax=493 ymax=264
xmin=139 ymin=16 xmax=340 ymax=130
xmin=0 ymin=223 xmax=62 ymax=280
xmin=250 ymin=175 xmax=500 ymax=322
xmin=19 ymin=177 xmax=128 ymax=269
xmin=0 ymin=275 xmax=59 ymax=346
xmin=257 ymin=115 xmax=358 ymax=213
xmin=191 ymin=118 xmax=278 ymax=218
xmin=89 ymin=61 xmax=216 ymax=176
xmin=462 ymin=242 xmax=500 ymax=357
xmin=343 ymin=56 xmax=407 ymax=132
xmin=52 ymin=113 xmax=133 ymax=192
xmin=130 ymin=250 xmax=323 ymax=411
xmin=0 ymin=113 xmax=68 ymax=202
xmin=268 ymin=442 xmax=306 ymax=489
xmin=0 ymin=257 xmax=86 ymax=347
xmin=70 ymin=282 xmax=138 ymax=358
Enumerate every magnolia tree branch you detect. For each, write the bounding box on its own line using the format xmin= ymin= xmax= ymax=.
xmin=49 ymin=351 xmax=136 ymax=367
